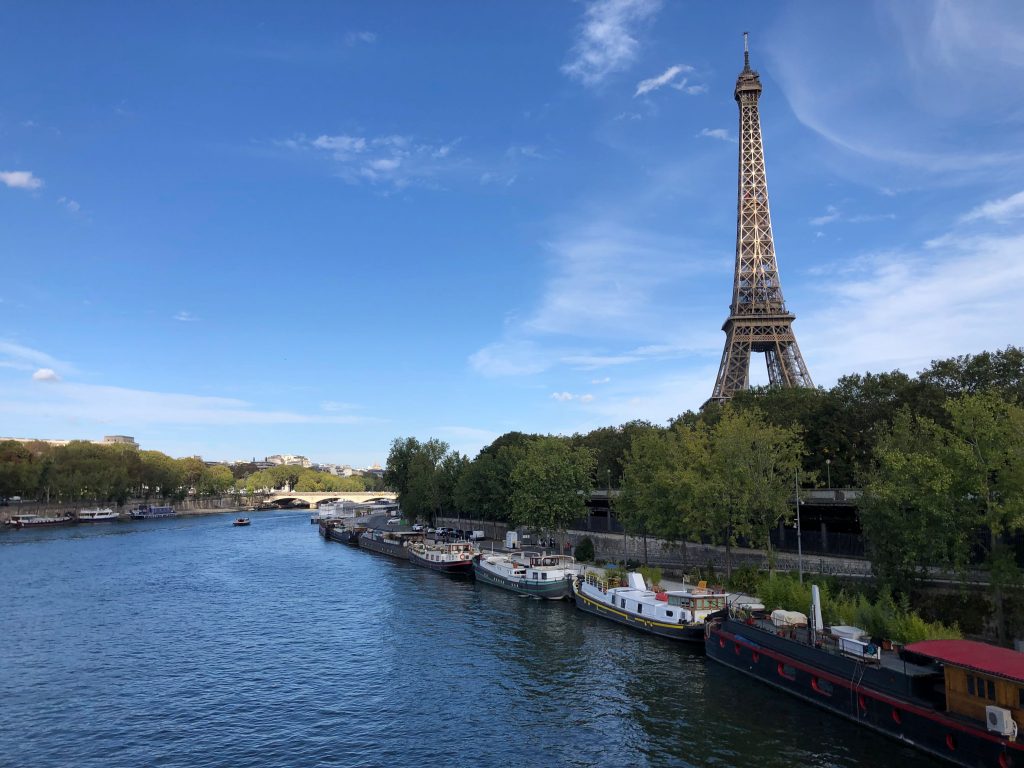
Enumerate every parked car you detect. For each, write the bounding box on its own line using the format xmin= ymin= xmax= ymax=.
xmin=386 ymin=517 xmax=401 ymax=526
xmin=411 ymin=524 xmax=423 ymax=532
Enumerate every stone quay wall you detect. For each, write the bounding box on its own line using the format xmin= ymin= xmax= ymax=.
xmin=436 ymin=516 xmax=873 ymax=580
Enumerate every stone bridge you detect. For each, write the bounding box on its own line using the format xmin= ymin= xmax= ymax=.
xmin=263 ymin=491 xmax=397 ymax=509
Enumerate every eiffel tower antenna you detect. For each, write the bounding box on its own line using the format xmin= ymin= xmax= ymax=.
xmin=709 ymin=33 xmax=813 ymax=403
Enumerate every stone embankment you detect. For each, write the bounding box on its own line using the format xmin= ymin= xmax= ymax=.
xmin=435 ymin=516 xmax=873 ymax=579
xmin=0 ymin=495 xmax=245 ymax=523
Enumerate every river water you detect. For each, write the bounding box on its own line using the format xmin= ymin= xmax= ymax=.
xmin=1 ymin=511 xmax=935 ymax=768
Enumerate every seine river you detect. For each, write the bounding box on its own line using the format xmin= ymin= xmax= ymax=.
xmin=1 ymin=511 xmax=935 ymax=768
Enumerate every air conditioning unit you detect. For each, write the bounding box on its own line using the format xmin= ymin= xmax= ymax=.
xmin=986 ymin=706 xmax=1018 ymax=739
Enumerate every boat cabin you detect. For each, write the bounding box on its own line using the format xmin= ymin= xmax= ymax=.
xmin=906 ymin=639 xmax=1024 ymax=736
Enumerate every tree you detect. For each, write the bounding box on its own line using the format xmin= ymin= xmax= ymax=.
xmin=140 ymin=450 xmax=185 ymax=499
xmin=618 ymin=427 xmax=689 ymax=563
xmin=0 ymin=441 xmax=39 ymax=500
xmin=509 ymin=437 xmax=594 ymax=539
xmin=197 ymin=465 xmax=234 ymax=496
xmin=946 ymin=392 xmax=1024 ymax=642
xmin=860 ymin=410 xmax=974 ymax=595
xmin=384 ymin=437 xmax=452 ymax=522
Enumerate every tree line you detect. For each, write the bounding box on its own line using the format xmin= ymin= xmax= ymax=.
xmin=383 ymin=347 xmax=1024 ymax=628
xmin=0 ymin=441 xmax=382 ymax=505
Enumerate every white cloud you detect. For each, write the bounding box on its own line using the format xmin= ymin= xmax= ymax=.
xmin=551 ymin=391 xmax=594 ymax=403
xmin=0 ymin=380 xmax=375 ymax=427
xmin=32 ymin=368 xmax=59 ymax=382
xmin=0 ymin=171 xmax=43 ymax=190
xmin=57 ymin=196 xmax=81 ymax=213
xmin=960 ymin=190 xmax=1024 ymax=224
xmin=591 ymin=376 xmax=611 ymax=384
xmin=295 ymin=132 xmax=462 ymax=188
xmin=345 ymin=31 xmax=377 ymax=45
xmin=799 ymin=228 xmax=1024 ymax=388
xmin=562 ymin=0 xmax=662 ymax=87
xmin=0 ymin=340 xmax=74 ymax=375
xmin=810 ymin=205 xmax=841 ymax=226
xmin=634 ymin=64 xmax=695 ymax=97
xmin=312 ymin=134 xmax=367 ymax=153
xmin=174 ymin=311 xmax=198 ymax=322
xmin=697 ymin=128 xmax=733 ymax=142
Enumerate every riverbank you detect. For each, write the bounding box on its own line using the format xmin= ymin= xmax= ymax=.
xmin=0 ymin=495 xmax=254 ymax=524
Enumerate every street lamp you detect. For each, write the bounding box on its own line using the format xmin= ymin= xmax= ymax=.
xmin=826 ymin=458 xmax=832 ymax=490
xmin=795 ymin=469 xmax=803 ymax=584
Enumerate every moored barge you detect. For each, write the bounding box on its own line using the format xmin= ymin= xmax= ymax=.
xmin=572 ymin=571 xmax=726 ymax=642
xmin=407 ymin=540 xmax=477 ymax=575
xmin=704 ymin=588 xmax=1024 ymax=767
xmin=358 ymin=529 xmax=419 ymax=559
xmin=474 ymin=551 xmax=577 ymax=599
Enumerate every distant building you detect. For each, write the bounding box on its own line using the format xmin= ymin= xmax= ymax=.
xmin=363 ymin=463 xmax=384 ymax=479
xmin=265 ymin=454 xmax=312 ymax=468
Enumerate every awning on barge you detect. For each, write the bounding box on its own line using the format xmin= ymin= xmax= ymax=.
xmin=906 ymin=639 xmax=1024 ymax=683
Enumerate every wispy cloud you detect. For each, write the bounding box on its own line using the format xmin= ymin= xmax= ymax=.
xmin=321 ymin=400 xmax=359 ymax=412
xmin=174 ymin=311 xmax=198 ymax=322
xmin=469 ymin=223 xmax=719 ymax=378
xmin=0 ymin=380 xmax=377 ymax=427
xmin=697 ymin=128 xmax=734 ymax=142
xmin=57 ymin=196 xmax=80 ymax=213
xmin=0 ymin=340 xmax=75 ymax=375
xmin=634 ymin=64 xmax=696 ymax=97
xmin=0 ymin=170 xmax=44 ymax=190
xmin=344 ymin=31 xmax=377 ymax=45
xmin=562 ymin=0 xmax=662 ymax=87
xmin=32 ymin=368 xmax=59 ymax=382
xmin=810 ymin=204 xmax=894 ymax=226
xmin=809 ymin=205 xmax=841 ymax=226
xmin=551 ymin=391 xmax=595 ymax=403
xmin=286 ymin=132 xmax=464 ymax=189
xmin=591 ymin=376 xmax=611 ymax=384
xmin=960 ymin=190 xmax=1024 ymax=224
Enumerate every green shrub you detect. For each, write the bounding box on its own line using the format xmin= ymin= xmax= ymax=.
xmin=638 ymin=566 xmax=663 ymax=589
xmin=574 ymin=537 xmax=595 ymax=563
xmin=744 ymin=572 xmax=959 ymax=643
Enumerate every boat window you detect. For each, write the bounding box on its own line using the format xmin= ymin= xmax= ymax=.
xmin=665 ymin=610 xmax=673 ymax=618
xmin=637 ymin=604 xmax=643 ymax=614
xmin=542 ymin=573 xmax=547 ymax=580
xmin=1019 ymin=688 xmax=1024 ymax=709
xmin=987 ymin=679 xmax=996 ymax=700
xmin=533 ymin=573 xmax=538 ymax=580
xmin=777 ymin=663 xmax=796 ymax=681
xmin=812 ymin=677 xmax=834 ymax=697
xmin=967 ymin=676 xmax=975 ymax=696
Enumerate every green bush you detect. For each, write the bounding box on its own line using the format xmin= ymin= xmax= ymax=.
xmin=574 ymin=537 xmax=595 ymax=563
xmin=742 ymin=573 xmax=959 ymax=644
xmin=638 ymin=566 xmax=663 ymax=589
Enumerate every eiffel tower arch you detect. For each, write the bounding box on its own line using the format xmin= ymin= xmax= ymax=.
xmin=709 ymin=34 xmax=813 ymax=403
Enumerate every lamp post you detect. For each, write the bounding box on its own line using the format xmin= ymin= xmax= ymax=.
xmin=826 ymin=458 xmax=832 ymax=491
xmin=795 ymin=469 xmax=803 ymax=584
xmin=606 ymin=469 xmax=612 ymax=532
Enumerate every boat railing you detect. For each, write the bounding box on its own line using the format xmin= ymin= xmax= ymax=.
xmin=727 ymin=606 xmax=884 ymax=664
xmin=584 ymin=572 xmax=619 ymax=593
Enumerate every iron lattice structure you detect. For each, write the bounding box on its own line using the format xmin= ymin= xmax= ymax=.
xmin=710 ymin=34 xmax=813 ymax=403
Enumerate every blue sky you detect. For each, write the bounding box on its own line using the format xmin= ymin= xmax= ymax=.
xmin=3 ymin=0 xmax=1024 ymax=466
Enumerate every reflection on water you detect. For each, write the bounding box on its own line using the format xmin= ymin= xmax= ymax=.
xmin=1 ymin=514 xmax=934 ymax=767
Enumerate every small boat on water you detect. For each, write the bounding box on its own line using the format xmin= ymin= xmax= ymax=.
xmin=232 ymin=517 xmax=251 ymax=526
xmin=572 ymin=571 xmax=726 ymax=643
xmin=473 ymin=551 xmax=578 ymax=599
xmin=408 ymin=539 xmax=477 ymax=575
xmin=129 ymin=505 xmax=176 ymax=520
xmin=5 ymin=512 xmax=75 ymax=528
xmin=359 ymin=529 xmax=420 ymax=559
xmin=77 ymin=507 xmax=119 ymax=523
xmin=704 ymin=585 xmax=1024 ymax=767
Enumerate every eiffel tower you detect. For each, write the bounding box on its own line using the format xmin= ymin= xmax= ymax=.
xmin=709 ymin=33 xmax=813 ymax=403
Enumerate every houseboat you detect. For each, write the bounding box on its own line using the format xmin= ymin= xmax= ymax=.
xmin=473 ymin=551 xmax=577 ymax=599
xmin=128 ymin=505 xmax=176 ymax=520
xmin=704 ymin=585 xmax=1024 ymax=767
xmin=5 ymin=512 xmax=75 ymax=528
xmin=407 ymin=540 xmax=477 ymax=575
xmin=572 ymin=571 xmax=726 ymax=642
xmin=77 ymin=507 xmax=119 ymax=522
xmin=358 ymin=529 xmax=419 ymax=559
